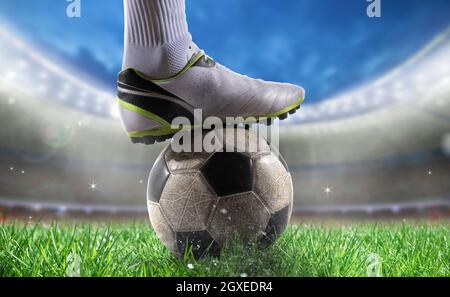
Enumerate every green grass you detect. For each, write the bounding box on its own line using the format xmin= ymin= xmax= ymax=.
xmin=0 ymin=221 xmax=448 ymax=277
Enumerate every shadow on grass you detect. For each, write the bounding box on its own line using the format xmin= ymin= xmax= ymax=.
xmin=177 ymin=233 xmax=308 ymax=277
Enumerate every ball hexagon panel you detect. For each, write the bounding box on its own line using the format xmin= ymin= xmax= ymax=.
xmin=147 ymin=149 xmax=171 ymax=203
xmin=259 ymin=205 xmax=290 ymax=249
xmin=175 ymin=231 xmax=220 ymax=259
xmin=147 ymin=200 xmax=177 ymax=254
xmin=201 ymin=152 xmax=253 ymax=197
xmin=253 ymin=153 xmax=292 ymax=213
xmin=165 ymin=149 xmax=211 ymax=173
xmin=159 ymin=172 xmax=216 ymax=232
xmin=267 ymin=142 xmax=289 ymax=172
xmin=207 ymin=191 xmax=270 ymax=245
xmin=148 ymin=127 xmax=293 ymax=259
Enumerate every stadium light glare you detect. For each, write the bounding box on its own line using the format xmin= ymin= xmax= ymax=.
xmin=301 ymin=108 xmax=314 ymax=119
xmin=37 ymin=84 xmax=48 ymax=94
xmin=414 ymin=74 xmax=426 ymax=83
xmin=341 ymin=101 xmax=353 ymax=112
xmin=296 ymin=110 xmax=312 ymax=122
xmin=414 ymin=83 xmax=426 ymax=92
xmin=0 ymin=25 xmax=116 ymax=115
xmin=95 ymin=104 xmax=103 ymax=112
xmin=109 ymin=103 xmax=120 ymax=119
xmin=95 ymin=96 xmax=106 ymax=104
xmin=38 ymin=71 xmax=48 ymax=80
xmin=323 ymin=185 xmax=333 ymax=196
xmin=10 ymin=36 xmax=26 ymax=50
xmin=357 ymin=97 xmax=369 ymax=108
xmin=440 ymin=64 xmax=450 ymax=74
xmin=17 ymin=59 xmax=28 ymax=69
xmin=318 ymin=102 xmax=330 ymax=112
xmin=393 ymin=90 xmax=405 ymax=100
xmin=372 ymin=97 xmax=382 ymax=107
xmin=1 ymin=24 xmax=449 ymax=125
xmin=5 ymin=70 xmax=17 ymax=81
xmin=375 ymin=88 xmax=385 ymax=97
xmin=76 ymin=100 xmax=86 ymax=108
xmin=89 ymin=181 xmax=98 ymax=192
xmin=394 ymin=81 xmax=404 ymax=90
xmin=63 ymin=83 xmax=73 ymax=91
xmin=58 ymin=93 xmax=68 ymax=100
xmin=327 ymin=106 xmax=338 ymax=115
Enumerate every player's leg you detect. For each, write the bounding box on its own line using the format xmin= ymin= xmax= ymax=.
xmin=118 ymin=0 xmax=305 ymax=145
xmin=122 ymin=0 xmax=192 ymax=79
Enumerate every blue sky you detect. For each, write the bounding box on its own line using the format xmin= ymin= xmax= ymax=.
xmin=0 ymin=0 xmax=449 ymax=103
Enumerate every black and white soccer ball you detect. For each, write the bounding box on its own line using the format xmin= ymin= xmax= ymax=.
xmin=147 ymin=128 xmax=293 ymax=258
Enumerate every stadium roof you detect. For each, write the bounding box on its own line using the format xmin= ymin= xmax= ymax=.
xmin=1 ymin=24 xmax=449 ymax=125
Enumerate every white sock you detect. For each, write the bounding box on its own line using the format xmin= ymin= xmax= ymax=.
xmin=123 ymin=0 xmax=193 ymax=79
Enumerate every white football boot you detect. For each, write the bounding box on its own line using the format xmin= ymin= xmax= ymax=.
xmin=117 ymin=43 xmax=305 ymax=144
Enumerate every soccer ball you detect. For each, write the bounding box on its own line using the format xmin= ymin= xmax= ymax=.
xmin=147 ymin=128 xmax=293 ymax=258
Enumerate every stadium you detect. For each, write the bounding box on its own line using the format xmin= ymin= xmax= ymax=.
xmin=0 ymin=0 xmax=449 ymax=277
xmin=0 ymin=25 xmax=449 ymax=220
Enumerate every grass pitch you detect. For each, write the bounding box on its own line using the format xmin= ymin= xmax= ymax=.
xmin=0 ymin=221 xmax=448 ymax=277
